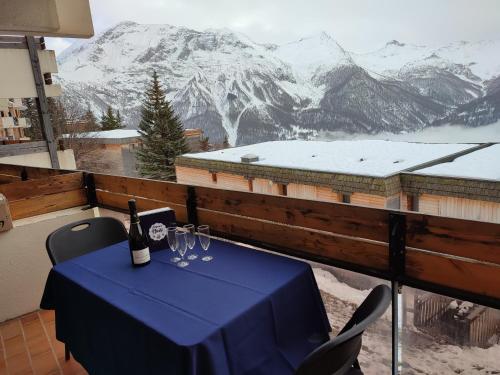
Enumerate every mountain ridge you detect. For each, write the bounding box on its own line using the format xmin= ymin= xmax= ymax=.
xmin=56 ymin=21 xmax=500 ymax=145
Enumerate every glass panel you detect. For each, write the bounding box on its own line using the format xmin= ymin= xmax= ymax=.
xmin=401 ymin=287 xmax=500 ymax=374
xmin=311 ymin=263 xmax=392 ymax=374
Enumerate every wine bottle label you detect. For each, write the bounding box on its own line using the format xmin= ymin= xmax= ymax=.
xmin=132 ymin=247 xmax=150 ymax=264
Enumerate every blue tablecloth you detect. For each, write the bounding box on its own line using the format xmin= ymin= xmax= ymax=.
xmin=41 ymin=239 xmax=330 ymax=375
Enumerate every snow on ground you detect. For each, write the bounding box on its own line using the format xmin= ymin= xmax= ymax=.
xmin=185 ymin=140 xmax=475 ymax=177
xmin=312 ymin=267 xmax=500 ymax=374
xmin=416 ymin=144 xmax=500 ymax=181
xmin=315 ymin=121 xmax=500 ymax=143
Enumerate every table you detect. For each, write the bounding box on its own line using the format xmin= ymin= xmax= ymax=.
xmin=41 ymin=239 xmax=331 ymax=375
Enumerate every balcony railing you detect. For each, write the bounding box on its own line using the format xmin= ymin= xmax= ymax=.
xmin=1 ymin=162 xmax=499 ymax=374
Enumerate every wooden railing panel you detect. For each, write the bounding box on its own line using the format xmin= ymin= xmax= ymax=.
xmin=198 ymin=209 xmax=389 ymax=271
xmin=195 ymin=186 xmax=389 ymax=242
xmin=407 ymin=213 xmax=500 ymax=265
xmin=406 ymin=249 xmax=500 ymax=300
xmin=94 ymin=174 xmax=187 ymax=205
xmin=9 ymin=189 xmax=87 ymax=220
xmin=0 ymin=172 xmax=84 ymax=201
xmin=0 ymin=163 xmax=68 ymax=179
xmin=96 ymin=190 xmax=188 ymax=223
xmin=0 ymin=141 xmax=48 ymax=157
xmin=0 ymin=174 xmax=21 ymax=184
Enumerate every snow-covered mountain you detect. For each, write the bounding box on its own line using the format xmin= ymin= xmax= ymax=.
xmin=56 ymin=21 xmax=500 ymax=145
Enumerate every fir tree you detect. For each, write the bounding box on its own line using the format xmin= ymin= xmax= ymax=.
xmin=101 ymin=106 xmax=120 ymax=130
xmin=222 ymin=134 xmax=230 ymax=148
xmin=116 ymin=110 xmax=123 ymax=128
xmin=199 ymin=135 xmax=210 ymax=151
xmin=136 ymin=71 xmax=188 ymax=181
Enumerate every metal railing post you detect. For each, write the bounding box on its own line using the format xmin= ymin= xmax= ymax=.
xmin=389 ymin=212 xmax=406 ymax=375
xmin=186 ymin=186 xmax=199 ymax=227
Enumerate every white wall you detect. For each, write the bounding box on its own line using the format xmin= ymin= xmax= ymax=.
xmin=0 ymin=149 xmax=76 ymax=170
xmin=0 ymin=208 xmax=97 ymax=322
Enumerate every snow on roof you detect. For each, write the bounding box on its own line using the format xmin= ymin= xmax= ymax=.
xmin=65 ymin=128 xmax=200 ymax=139
xmin=185 ymin=140 xmax=477 ymax=177
xmin=67 ymin=129 xmax=140 ymax=139
xmin=414 ymin=144 xmax=500 ymax=181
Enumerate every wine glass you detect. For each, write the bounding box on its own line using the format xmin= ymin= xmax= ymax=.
xmin=183 ymin=224 xmax=198 ymax=260
xmin=167 ymin=227 xmax=180 ymax=263
xmin=176 ymin=231 xmax=189 ymax=268
xmin=198 ymin=225 xmax=212 ymax=262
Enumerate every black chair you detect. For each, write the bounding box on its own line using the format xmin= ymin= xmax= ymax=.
xmin=45 ymin=216 xmax=128 ymax=360
xmin=46 ymin=216 xmax=128 ymax=265
xmin=295 ymin=284 xmax=391 ymax=375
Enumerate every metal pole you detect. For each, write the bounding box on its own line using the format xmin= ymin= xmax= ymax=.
xmin=392 ymin=280 xmax=401 ymax=375
xmin=25 ymin=36 xmax=60 ymax=169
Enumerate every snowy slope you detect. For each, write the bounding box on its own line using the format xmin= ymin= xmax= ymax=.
xmin=353 ymin=39 xmax=500 ymax=81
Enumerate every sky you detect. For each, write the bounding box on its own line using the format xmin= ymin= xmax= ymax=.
xmin=46 ymin=0 xmax=500 ymax=55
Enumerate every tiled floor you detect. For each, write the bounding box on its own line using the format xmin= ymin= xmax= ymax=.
xmin=0 ymin=310 xmax=87 ymax=375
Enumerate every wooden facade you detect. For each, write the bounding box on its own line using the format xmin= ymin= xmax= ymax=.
xmin=177 ymin=161 xmax=500 ymax=223
xmin=401 ymin=192 xmax=500 ymax=223
xmin=176 ymin=166 xmax=390 ymax=208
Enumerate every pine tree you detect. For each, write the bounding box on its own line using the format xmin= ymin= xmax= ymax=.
xmin=101 ymin=106 xmax=119 ymax=130
xmin=222 ymin=134 xmax=230 ymax=149
xmin=136 ymin=71 xmax=188 ymax=181
xmin=199 ymin=135 xmax=210 ymax=151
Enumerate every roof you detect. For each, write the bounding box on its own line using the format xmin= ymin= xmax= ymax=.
xmin=64 ymin=128 xmax=202 ymax=144
xmin=183 ymin=140 xmax=477 ymax=178
xmin=414 ymin=144 xmax=500 ymax=182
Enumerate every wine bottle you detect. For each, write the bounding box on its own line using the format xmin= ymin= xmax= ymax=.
xmin=128 ymin=199 xmax=151 ymax=267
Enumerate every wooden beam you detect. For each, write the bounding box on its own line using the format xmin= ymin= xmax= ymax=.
xmin=406 ymin=213 xmax=500 ymax=265
xmin=197 ymin=209 xmax=389 ymax=271
xmin=0 ymin=141 xmax=48 ymax=157
xmin=9 ymin=188 xmax=87 ymax=219
xmin=195 ymin=186 xmax=389 ymax=242
xmin=406 ymin=249 xmax=500 ymax=300
xmin=0 ymin=163 xmax=66 ymax=179
xmin=93 ymin=174 xmax=188 ymax=205
xmin=96 ymin=190 xmax=188 ymax=223
xmin=0 ymin=173 xmax=21 ymax=184
xmin=0 ymin=172 xmax=83 ymax=201
xmin=25 ymin=36 xmax=59 ymax=169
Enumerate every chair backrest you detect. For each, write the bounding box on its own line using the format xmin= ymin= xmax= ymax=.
xmin=46 ymin=217 xmax=128 ymax=265
xmin=295 ymin=284 xmax=391 ymax=375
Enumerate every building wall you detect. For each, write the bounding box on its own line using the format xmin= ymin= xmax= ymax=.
xmin=176 ymin=166 xmax=390 ymax=208
xmin=402 ymin=193 xmax=500 ymax=223
xmin=0 ymin=149 xmax=76 ymax=169
xmin=0 ymin=208 xmax=97 ymax=322
xmin=79 ymin=144 xmax=122 ymax=174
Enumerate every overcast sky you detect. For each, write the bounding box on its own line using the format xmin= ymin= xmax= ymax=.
xmin=46 ymin=0 xmax=500 ymax=54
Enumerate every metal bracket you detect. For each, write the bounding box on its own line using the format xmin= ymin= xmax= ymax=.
xmin=389 ymin=212 xmax=406 ymax=280
xmin=84 ymin=173 xmax=97 ymax=208
xmin=20 ymin=167 xmax=28 ymax=181
xmin=186 ymin=186 xmax=199 ymax=226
